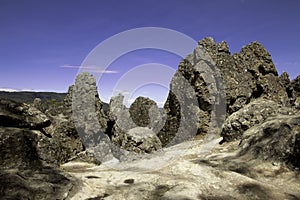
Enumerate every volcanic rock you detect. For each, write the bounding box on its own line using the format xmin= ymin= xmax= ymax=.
xmin=129 ymin=96 xmax=165 ymax=133
xmin=69 ymin=72 xmax=109 ymax=150
xmin=0 ymin=99 xmax=77 ymax=199
xmin=0 ymin=98 xmax=50 ymax=129
xmin=239 ymin=113 xmax=300 ymax=168
xmin=159 ymin=37 xmax=291 ymax=146
xmin=221 ymin=99 xmax=295 ymax=142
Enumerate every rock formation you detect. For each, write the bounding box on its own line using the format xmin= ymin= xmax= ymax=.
xmin=1 ymin=37 xmax=300 ymax=199
xmin=221 ymin=99 xmax=295 ymax=142
xmin=129 ymin=96 xmax=164 ymax=133
xmin=0 ymin=99 xmax=50 ymax=129
xmin=159 ymin=37 xmax=292 ymax=147
xmin=239 ymin=113 xmax=300 ymax=168
xmin=108 ymin=94 xmax=162 ymax=154
xmin=0 ymin=99 xmax=77 ymax=199
xmin=67 ymin=72 xmax=108 ymax=148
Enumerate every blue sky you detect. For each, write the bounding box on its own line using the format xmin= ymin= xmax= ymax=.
xmin=0 ymin=0 xmax=299 ymax=105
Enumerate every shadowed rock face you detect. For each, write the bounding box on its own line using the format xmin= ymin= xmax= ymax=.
xmin=0 ymin=99 xmax=78 ymax=199
xmin=0 ymin=127 xmax=41 ymax=170
xmin=0 ymin=99 xmax=51 ymax=129
xmin=129 ymin=96 xmax=158 ymax=127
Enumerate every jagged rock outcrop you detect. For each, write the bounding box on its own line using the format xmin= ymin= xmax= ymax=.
xmin=291 ymin=75 xmax=300 ymax=97
xmin=108 ymin=94 xmax=136 ymax=145
xmin=221 ymin=99 xmax=295 ymax=142
xmin=159 ymin=37 xmax=291 ymax=147
xmin=42 ymin=119 xmax=84 ymax=165
xmin=0 ymin=98 xmax=83 ymax=167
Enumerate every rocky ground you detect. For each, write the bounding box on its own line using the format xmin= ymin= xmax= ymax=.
xmin=63 ymin=138 xmax=300 ymax=200
xmin=1 ymin=37 xmax=300 ymax=199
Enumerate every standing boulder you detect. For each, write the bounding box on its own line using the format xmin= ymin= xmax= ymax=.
xmin=71 ymin=72 xmax=109 ymax=148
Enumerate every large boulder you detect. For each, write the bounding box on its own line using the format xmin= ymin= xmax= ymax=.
xmin=0 ymin=98 xmax=84 ymax=167
xmin=239 ymin=113 xmax=300 ymax=168
xmin=120 ymin=127 xmax=162 ymax=153
xmin=42 ymin=118 xmax=84 ymax=165
xmin=221 ymin=99 xmax=295 ymax=142
xmin=0 ymin=127 xmax=41 ymax=169
xmin=129 ymin=96 xmax=156 ymax=127
xmin=0 ymin=99 xmax=77 ymax=199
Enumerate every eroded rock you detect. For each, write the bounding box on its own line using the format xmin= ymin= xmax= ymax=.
xmin=121 ymin=127 xmax=162 ymax=153
xmin=129 ymin=96 xmax=163 ymax=132
xmin=239 ymin=114 xmax=300 ymax=168
xmin=108 ymin=94 xmax=162 ymax=154
xmin=221 ymin=99 xmax=294 ymax=142
xmin=159 ymin=37 xmax=291 ymax=146
xmin=0 ymin=99 xmax=50 ymax=129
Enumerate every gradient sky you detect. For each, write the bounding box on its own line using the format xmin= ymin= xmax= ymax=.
xmin=0 ymin=0 xmax=299 ymax=105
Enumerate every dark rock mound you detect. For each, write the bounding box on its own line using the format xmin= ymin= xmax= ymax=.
xmin=0 ymin=115 xmax=77 ymax=199
xmin=0 ymin=127 xmax=42 ymax=170
xmin=129 ymin=96 xmax=162 ymax=129
xmin=0 ymin=168 xmax=76 ymax=200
